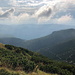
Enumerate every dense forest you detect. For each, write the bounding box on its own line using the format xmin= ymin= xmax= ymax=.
xmin=0 ymin=43 xmax=75 ymax=75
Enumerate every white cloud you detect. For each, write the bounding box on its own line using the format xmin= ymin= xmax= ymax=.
xmin=57 ymin=15 xmax=73 ymax=24
xmin=9 ymin=0 xmax=44 ymax=7
xmin=13 ymin=13 xmax=30 ymax=24
xmin=0 ymin=7 xmax=4 ymax=15
xmin=32 ymin=0 xmax=75 ymax=23
xmin=0 ymin=7 xmax=31 ymax=24
xmin=9 ymin=0 xmax=18 ymax=6
xmin=33 ymin=5 xmax=54 ymax=23
xmin=35 ymin=5 xmax=52 ymax=18
xmin=0 ymin=0 xmax=75 ymax=25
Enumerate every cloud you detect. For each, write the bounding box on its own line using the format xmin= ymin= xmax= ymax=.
xmin=35 ymin=5 xmax=52 ymax=18
xmin=9 ymin=0 xmax=18 ymax=6
xmin=0 ymin=8 xmax=15 ymax=19
xmin=0 ymin=0 xmax=10 ymax=7
xmin=0 ymin=0 xmax=75 ymax=25
xmin=13 ymin=13 xmax=30 ymax=24
xmin=57 ymin=15 xmax=73 ymax=24
xmin=9 ymin=0 xmax=44 ymax=7
xmin=0 ymin=0 xmax=75 ymax=8
xmin=0 ymin=7 xmax=31 ymax=24
xmin=33 ymin=5 xmax=54 ymax=23
xmin=0 ymin=8 xmax=4 ymax=15
xmin=32 ymin=0 xmax=75 ymax=23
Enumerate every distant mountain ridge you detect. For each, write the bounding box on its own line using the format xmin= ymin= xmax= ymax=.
xmin=0 ymin=28 xmax=75 ymax=63
xmin=0 ymin=37 xmax=26 ymax=47
xmin=0 ymin=28 xmax=75 ymax=50
xmin=24 ymin=28 xmax=75 ymax=51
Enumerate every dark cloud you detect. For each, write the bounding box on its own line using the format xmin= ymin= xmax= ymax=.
xmin=0 ymin=8 xmax=15 ymax=18
xmin=38 ymin=8 xmax=52 ymax=18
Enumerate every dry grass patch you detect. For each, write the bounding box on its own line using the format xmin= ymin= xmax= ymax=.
xmin=28 ymin=70 xmax=57 ymax=75
xmin=0 ymin=43 xmax=6 ymax=49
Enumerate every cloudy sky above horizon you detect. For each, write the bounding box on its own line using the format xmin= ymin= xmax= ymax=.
xmin=0 ymin=0 xmax=75 ymax=40
xmin=0 ymin=0 xmax=75 ymax=25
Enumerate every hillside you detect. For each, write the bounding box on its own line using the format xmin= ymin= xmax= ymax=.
xmin=23 ymin=29 xmax=75 ymax=51
xmin=0 ymin=29 xmax=75 ymax=64
xmin=0 ymin=29 xmax=75 ymax=51
xmin=0 ymin=37 xmax=26 ymax=47
xmin=39 ymin=39 xmax=75 ymax=64
xmin=0 ymin=43 xmax=75 ymax=75
xmin=0 ymin=67 xmax=56 ymax=75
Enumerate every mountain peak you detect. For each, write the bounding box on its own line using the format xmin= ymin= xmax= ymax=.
xmin=52 ymin=28 xmax=75 ymax=34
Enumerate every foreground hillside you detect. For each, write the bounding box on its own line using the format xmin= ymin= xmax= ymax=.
xmin=0 ymin=67 xmax=56 ymax=75
xmin=0 ymin=43 xmax=75 ymax=75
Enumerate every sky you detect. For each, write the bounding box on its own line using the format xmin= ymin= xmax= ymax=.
xmin=0 ymin=0 xmax=75 ymax=40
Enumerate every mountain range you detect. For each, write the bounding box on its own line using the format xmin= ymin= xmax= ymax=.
xmin=0 ymin=29 xmax=75 ymax=64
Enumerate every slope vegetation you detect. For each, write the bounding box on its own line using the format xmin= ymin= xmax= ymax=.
xmin=0 ymin=44 xmax=75 ymax=75
xmin=24 ymin=29 xmax=75 ymax=51
xmin=39 ymin=39 xmax=75 ymax=64
xmin=0 ymin=67 xmax=56 ymax=75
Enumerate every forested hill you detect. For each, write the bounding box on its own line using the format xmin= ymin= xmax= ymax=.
xmin=24 ymin=29 xmax=75 ymax=51
xmin=0 ymin=29 xmax=75 ymax=51
xmin=39 ymin=39 xmax=75 ymax=64
xmin=0 ymin=37 xmax=26 ymax=47
xmin=0 ymin=43 xmax=75 ymax=75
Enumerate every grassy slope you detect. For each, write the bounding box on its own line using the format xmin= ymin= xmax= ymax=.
xmin=0 ymin=43 xmax=75 ymax=75
xmin=0 ymin=67 xmax=57 ymax=75
xmin=0 ymin=43 xmax=57 ymax=75
xmin=0 ymin=43 xmax=6 ymax=49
